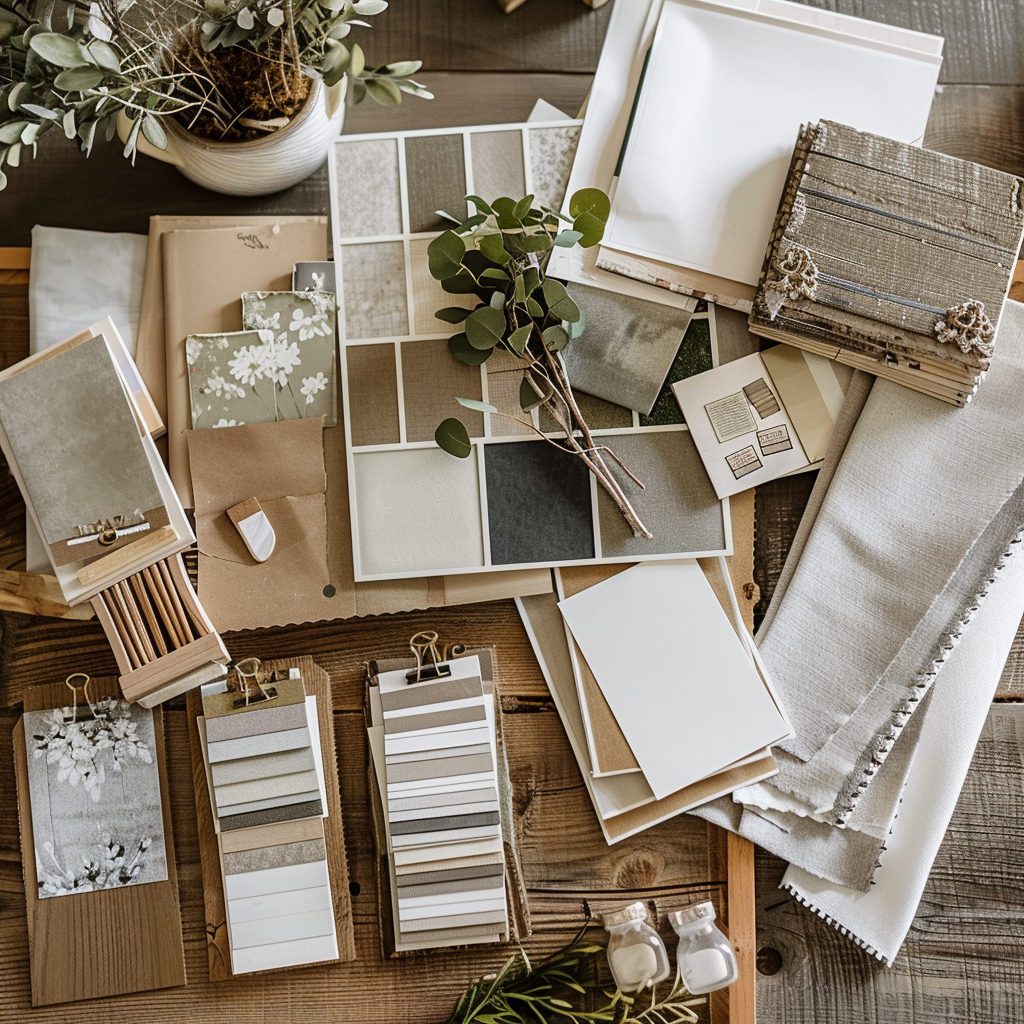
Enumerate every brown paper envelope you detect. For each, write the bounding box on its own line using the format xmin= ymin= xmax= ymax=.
xmin=137 ymin=215 xmax=328 ymax=424
xmin=163 ymin=220 xmax=329 ymax=506
xmin=188 ymin=419 xmax=330 ymax=631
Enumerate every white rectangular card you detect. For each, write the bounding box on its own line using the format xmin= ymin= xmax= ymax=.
xmin=558 ymin=560 xmax=790 ymax=799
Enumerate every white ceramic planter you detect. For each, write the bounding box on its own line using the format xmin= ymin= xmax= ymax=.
xmin=118 ymin=80 xmax=345 ymax=196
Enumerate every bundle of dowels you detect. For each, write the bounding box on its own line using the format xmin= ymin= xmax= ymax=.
xmin=91 ymin=553 xmax=229 ymax=707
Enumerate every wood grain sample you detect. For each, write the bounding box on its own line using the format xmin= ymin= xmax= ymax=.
xmin=186 ymin=657 xmax=355 ymax=979
xmin=13 ymin=677 xmax=185 ymax=1006
xmin=750 ymin=120 xmax=1024 ymax=405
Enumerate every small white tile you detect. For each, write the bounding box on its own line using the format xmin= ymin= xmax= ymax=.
xmin=231 ymin=933 xmax=339 ymax=975
xmin=224 ymin=858 xmax=330 ymax=901
xmin=228 ymin=884 xmax=333 ymax=924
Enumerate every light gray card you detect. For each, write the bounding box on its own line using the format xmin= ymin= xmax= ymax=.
xmin=561 ymin=283 xmax=693 ymax=414
xmin=241 ymin=290 xmax=337 ymax=427
xmin=24 ymin=701 xmax=168 ymax=899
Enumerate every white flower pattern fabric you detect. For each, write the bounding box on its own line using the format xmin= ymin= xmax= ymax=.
xmin=186 ymin=288 xmax=337 ymax=431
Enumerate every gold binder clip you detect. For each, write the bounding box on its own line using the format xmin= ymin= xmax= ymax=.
xmin=226 ymin=657 xmax=278 ymax=708
xmin=62 ymin=672 xmax=109 ymax=723
xmin=405 ymin=630 xmax=466 ymax=684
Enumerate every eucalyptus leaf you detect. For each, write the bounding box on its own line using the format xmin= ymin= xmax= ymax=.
xmin=519 ymin=375 xmax=551 ymax=412
xmin=141 ymin=113 xmax=167 ymax=149
xmin=0 ymin=122 xmax=27 ymax=144
xmin=513 ymin=273 xmax=526 ymax=304
xmin=449 ymin=332 xmax=491 ymax=366
xmin=554 ymin=229 xmax=583 ymax=247
xmin=266 ymin=6 xmax=284 ymax=26
xmin=542 ymin=324 xmax=569 ymax=351
xmin=77 ymin=117 xmax=96 ymax=155
xmin=466 ymin=194 xmax=492 ymax=215
xmin=566 ymin=306 xmax=586 ymax=339
xmin=479 ymin=267 xmax=509 ymax=282
xmin=441 ymin=271 xmax=480 ymax=295
xmin=513 ymin=194 xmax=534 ymax=219
xmin=507 ymin=324 xmax=532 ymax=356
xmin=21 ymin=122 xmax=42 ymax=144
xmin=0 ymin=168 xmax=6 ymax=190
xmin=518 ymin=232 xmax=552 ymax=253
xmin=461 ymin=213 xmax=487 ymax=229
xmin=8 ymin=81 xmax=32 ymax=111
xmin=349 ymin=42 xmax=365 ymax=78
xmin=478 ymin=232 xmax=509 ymax=265
xmin=385 ymin=59 xmax=420 ymax=76
xmin=541 ymin=279 xmax=580 ymax=322
xmin=353 ymin=0 xmax=388 ymax=12
xmin=54 ymin=66 xmax=103 ymax=90
xmin=122 ymin=112 xmax=141 ymax=160
xmin=85 ymin=39 xmax=121 ymax=73
xmin=523 ymin=267 xmax=540 ymax=297
xmin=236 ymin=6 xmax=254 ymax=29
xmin=435 ymin=306 xmax=473 ymax=324
xmin=365 ymin=77 xmax=402 ymax=106
xmin=434 ymin=417 xmax=472 ymax=458
xmin=568 ymin=187 xmax=611 ymax=248
xmin=526 ymin=296 xmax=544 ymax=318
xmin=427 ymin=229 xmax=466 ymax=280
xmin=29 ymin=32 xmax=87 ymax=68
xmin=456 ymin=397 xmax=498 ymax=414
xmin=464 ymin=305 xmax=506 ymax=350
xmin=61 ymin=107 xmax=75 ymax=138
xmin=20 ymin=102 xmax=59 ymax=119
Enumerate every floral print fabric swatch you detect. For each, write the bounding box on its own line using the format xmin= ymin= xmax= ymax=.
xmin=186 ymin=289 xmax=337 ymax=431
xmin=24 ymin=700 xmax=168 ymax=899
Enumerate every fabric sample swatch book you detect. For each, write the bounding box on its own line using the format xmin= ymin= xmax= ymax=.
xmin=367 ymin=655 xmax=511 ymax=951
xmin=198 ymin=672 xmax=338 ymax=974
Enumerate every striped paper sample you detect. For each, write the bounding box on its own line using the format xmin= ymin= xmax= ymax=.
xmin=375 ymin=655 xmax=509 ymax=947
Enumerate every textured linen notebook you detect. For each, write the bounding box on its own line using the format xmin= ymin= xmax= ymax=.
xmin=0 ymin=325 xmax=192 ymax=605
xmin=749 ymin=120 xmax=1024 ymax=405
xmin=598 ymin=0 xmax=942 ymax=308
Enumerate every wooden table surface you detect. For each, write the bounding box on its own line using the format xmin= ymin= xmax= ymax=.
xmin=4 ymin=2 xmax=1024 ymax=1022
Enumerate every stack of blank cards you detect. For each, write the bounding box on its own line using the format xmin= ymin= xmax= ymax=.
xmin=367 ymin=654 xmax=510 ymax=951
xmin=199 ymin=670 xmax=339 ymax=974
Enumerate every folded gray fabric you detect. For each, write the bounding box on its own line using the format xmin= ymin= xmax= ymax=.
xmin=29 ymin=225 xmax=147 ymax=355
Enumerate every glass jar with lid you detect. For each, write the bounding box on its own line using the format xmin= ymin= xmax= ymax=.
xmin=668 ymin=900 xmax=739 ymax=995
xmin=602 ymin=901 xmax=671 ymax=992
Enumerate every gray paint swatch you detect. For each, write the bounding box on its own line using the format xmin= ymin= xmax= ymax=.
xmin=220 ymin=798 xmax=323 ymax=832
xmin=397 ymin=863 xmax=505 ymax=888
xmin=384 ymin=704 xmax=485 ymax=734
xmin=386 ymin=752 xmax=494 ymax=784
xmin=222 ymin=837 xmax=327 ymax=875
xmin=484 ymin=441 xmax=595 ymax=565
xmin=380 ymin=675 xmax=483 ymax=713
xmin=471 ymin=130 xmax=526 ymax=204
xmin=389 ymin=810 xmax=500 ymax=836
xmin=205 ymin=700 xmax=310 ymax=743
xmin=396 ymin=872 xmax=505 ymax=899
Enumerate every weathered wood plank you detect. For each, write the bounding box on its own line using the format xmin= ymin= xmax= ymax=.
xmin=754 ymin=704 xmax=1024 ymax=1024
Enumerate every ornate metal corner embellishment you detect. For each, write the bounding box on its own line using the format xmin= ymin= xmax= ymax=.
xmin=934 ymin=300 xmax=995 ymax=358
xmin=761 ymin=245 xmax=818 ymax=319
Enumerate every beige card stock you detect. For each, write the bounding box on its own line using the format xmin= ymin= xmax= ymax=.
xmin=162 ymin=220 xmax=329 ymax=506
xmin=188 ymin=418 xmax=330 ymax=632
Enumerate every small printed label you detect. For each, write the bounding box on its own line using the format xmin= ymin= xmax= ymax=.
xmin=757 ymin=424 xmax=793 ymax=455
xmin=726 ymin=445 xmax=762 ymax=479
xmin=705 ymin=391 xmax=756 ymax=443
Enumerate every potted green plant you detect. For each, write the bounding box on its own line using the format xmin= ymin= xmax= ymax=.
xmin=0 ymin=0 xmax=428 ymax=194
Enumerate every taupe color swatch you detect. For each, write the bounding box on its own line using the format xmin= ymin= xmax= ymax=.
xmin=404 ymin=134 xmax=468 ymax=233
xmin=380 ymin=675 xmax=484 ymax=712
xmin=220 ymin=798 xmax=323 ymax=832
xmin=394 ymin=851 xmax=504 ymax=875
xmin=219 ymin=815 xmax=323 ymax=854
xmin=216 ymin=789 xmax=321 ymax=819
xmin=333 ymin=138 xmax=403 ymax=238
xmin=401 ymin=338 xmax=484 ymax=441
xmin=470 ymin=130 xmax=526 ymax=204
xmin=206 ymin=701 xmax=310 ymax=743
xmin=386 ymin=752 xmax=494 ymax=784
xmin=384 ymin=704 xmax=485 ymax=734
xmin=211 ymin=747 xmax=317 ymax=787
xmin=385 ymin=743 xmax=490 ymax=765
xmin=347 ymin=344 xmax=400 ymax=446
xmin=397 ymin=863 xmax=504 ymax=888
xmin=389 ymin=811 xmax=500 ymax=835
xmin=223 ymin=838 xmax=327 ymax=876
xmin=597 ymin=431 xmax=726 ymax=557
xmin=395 ymin=872 xmax=505 ymax=899
xmin=340 ymin=242 xmax=409 ymax=340
xmin=208 ymin=725 xmax=312 ymax=763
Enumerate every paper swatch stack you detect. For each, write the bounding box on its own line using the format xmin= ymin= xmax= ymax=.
xmin=198 ymin=672 xmax=339 ymax=974
xmin=519 ymin=560 xmax=791 ymax=843
xmin=367 ymin=655 xmax=511 ymax=951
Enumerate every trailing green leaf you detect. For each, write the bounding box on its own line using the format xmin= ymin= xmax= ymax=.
xmin=434 ymin=417 xmax=472 ymax=458
xmin=435 ymin=306 xmax=473 ymax=324
xmin=464 ymin=305 xmax=506 ymax=350
xmin=448 ymin=333 xmax=491 ymax=366
xmin=542 ymin=279 xmax=581 ymax=322
xmin=427 ymin=230 xmax=467 ymax=280
xmin=455 ymin=397 xmax=498 ymax=414
xmin=569 ymin=187 xmax=611 ymax=247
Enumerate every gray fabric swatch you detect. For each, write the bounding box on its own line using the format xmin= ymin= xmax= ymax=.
xmin=562 ymin=284 xmax=692 ymax=414
xmin=217 ymin=789 xmax=322 ymax=819
xmin=210 ymin=746 xmax=316 ymax=787
xmin=396 ymin=863 xmax=506 ymax=888
xmin=380 ymin=675 xmax=483 ymax=712
xmin=389 ymin=810 xmax=500 ymax=836
xmin=404 ymin=134 xmax=468 ymax=233
xmin=396 ymin=873 xmax=505 ymax=899
xmin=484 ymin=441 xmax=595 ymax=565
xmin=205 ymin=701 xmax=309 ymax=743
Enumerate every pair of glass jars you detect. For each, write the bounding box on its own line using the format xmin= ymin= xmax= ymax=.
xmin=602 ymin=900 xmax=739 ymax=995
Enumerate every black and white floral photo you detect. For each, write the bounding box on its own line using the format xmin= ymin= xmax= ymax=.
xmin=24 ymin=701 xmax=168 ymax=900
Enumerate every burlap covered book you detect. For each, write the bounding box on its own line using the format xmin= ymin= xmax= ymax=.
xmin=749 ymin=120 xmax=1024 ymax=406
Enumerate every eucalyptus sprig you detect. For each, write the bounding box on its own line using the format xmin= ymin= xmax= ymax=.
xmin=428 ymin=189 xmax=653 ymax=541
xmin=442 ymin=924 xmax=704 ymax=1024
